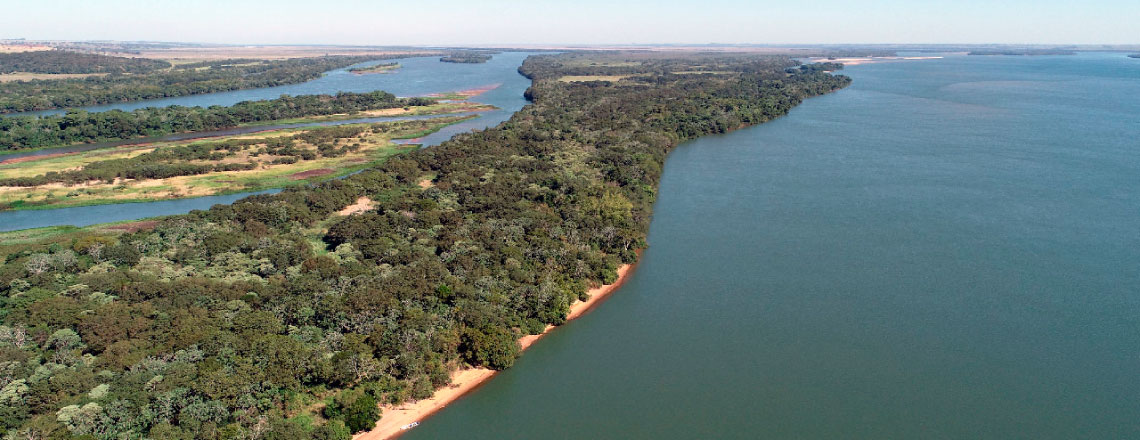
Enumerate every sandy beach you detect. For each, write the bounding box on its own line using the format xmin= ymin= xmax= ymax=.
xmin=354 ymin=262 xmax=638 ymax=440
xmin=427 ymin=84 xmax=501 ymax=99
xmin=337 ymin=196 xmax=374 ymax=215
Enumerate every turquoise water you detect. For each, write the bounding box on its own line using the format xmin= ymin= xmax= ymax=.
xmin=404 ymin=53 xmax=1140 ymax=439
xmin=0 ymin=53 xmax=535 ymax=232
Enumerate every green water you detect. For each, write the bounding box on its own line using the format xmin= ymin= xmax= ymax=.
xmin=405 ymin=53 xmax=1140 ymax=439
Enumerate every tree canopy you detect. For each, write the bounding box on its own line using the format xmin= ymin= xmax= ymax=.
xmin=0 ymin=50 xmax=172 ymax=74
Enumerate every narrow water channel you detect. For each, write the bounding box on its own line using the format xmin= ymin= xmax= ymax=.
xmin=0 ymin=52 xmax=537 ymax=232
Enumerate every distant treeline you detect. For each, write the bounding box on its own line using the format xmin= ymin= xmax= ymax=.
xmin=968 ymin=49 xmax=1076 ymax=56
xmin=440 ymin=53 xmax=492 ymax=64
xmin=0 ymin=91 xmax=436 ymax=151
xmin=794 ymin=62 xmax=844 ymax=73
xmin=0 ymin=50 xmax=172 ymax=74
xmin=0 ymin=56 xmax=399 ymax=113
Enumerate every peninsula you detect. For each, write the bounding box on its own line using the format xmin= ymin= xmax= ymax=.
xmin=0 ymin=51 xmax=849 ymax=439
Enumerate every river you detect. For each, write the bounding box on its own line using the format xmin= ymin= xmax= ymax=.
xmin=0 ymin=52 xmax=536 ymax=232
xmin=403 ymin=52 xmax=1140 ymax=439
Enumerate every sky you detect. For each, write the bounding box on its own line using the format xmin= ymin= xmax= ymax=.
xmin=3 ymin=0 xmax=1137 ymax=46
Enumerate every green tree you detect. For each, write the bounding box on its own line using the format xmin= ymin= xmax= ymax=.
xmin=342 ymin=393 xmax=380 ymax=433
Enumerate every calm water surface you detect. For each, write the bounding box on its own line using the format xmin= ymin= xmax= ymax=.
xmin=405 ymin=53 xmax=1140 ymax=439
xmin=0 ymin=53 xmax=536 ymax=231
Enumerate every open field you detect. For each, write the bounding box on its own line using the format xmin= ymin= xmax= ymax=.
xmin=0 ymin=144 xmax=156 ymax=179
xmin=257 ymin=100 xmax=494 ymax=126
xmin=558 ymin=74 xmax=633 ymax=82
xmin=0 ymin=43 xmax=52 ymax=53
xmin=0 ymin=72 xmax=110 ymax=82
xmin=0 ymin=116 xmax=474 ymax=210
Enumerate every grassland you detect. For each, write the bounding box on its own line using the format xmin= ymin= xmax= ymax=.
xmin=252 ymin=100 xmax=494 ymax=125
xmin=557 ymin=70 xmax=730 ymax=83
xmin=557 ymin=75 xmax=634 ymax=82
xmin=0 ymin=72 xmax=111 ymax=82
xmin=0 ymin=115 xmax=474 ymax=211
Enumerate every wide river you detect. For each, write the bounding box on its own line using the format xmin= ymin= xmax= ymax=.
xmin=405 ymin=53 xmax=1140 ymax=439
xmin=0 ymin=52 xmax=536 ymax=231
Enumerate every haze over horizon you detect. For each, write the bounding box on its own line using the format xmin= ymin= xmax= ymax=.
xmin=3 ymin=0 xmax=1137 ymax=46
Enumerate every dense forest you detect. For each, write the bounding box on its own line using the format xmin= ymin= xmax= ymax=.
xmin=439 ymin=53 xmax=492 ymax=64
xmin=0 ymin=91 xmax=436 ymax=151
xmin=347 ymin=63 xmax=399 ymax=73
xmin=0 ymin=51 xmax=172 ymax=74
xmin=0 ymin=53 xmax=849 ymax=439
xmin=0 ymin=56 xmax=397 ymax=113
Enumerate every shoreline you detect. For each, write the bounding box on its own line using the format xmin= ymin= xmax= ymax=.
xmin=806 ymin=56 xmax=943 ymax=66
xmin=354 ymin=261 xmax=639 ymax=440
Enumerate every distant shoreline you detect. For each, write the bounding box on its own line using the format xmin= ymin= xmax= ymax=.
xmin=806 ymin=56 xmax=944 ymax=66
xmin=354 ymin=260 xmax=640 ymax=440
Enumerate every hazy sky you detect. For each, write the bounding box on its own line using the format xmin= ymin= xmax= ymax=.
xmin=3 ymin=0 xmax=1137 ymax=45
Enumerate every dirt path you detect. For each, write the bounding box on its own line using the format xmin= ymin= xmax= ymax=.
xmin=337 ymin=196 xmax=374 ymax=216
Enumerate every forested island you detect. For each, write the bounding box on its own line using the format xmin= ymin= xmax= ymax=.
xmin=440 ymin=53 xmax=492 ymax=63
xmin=0 ymin=91 xmax=438 ymax=152
xmin=0 ymin=52 xmax=849 ymax=439
xmin=1129 ymin=54 xmax=1140 ymax=59
xmin=0 ymin=50 xmax=171 ymax=74
xmin=347 ymin=63 xmax=400 ymax=74
xmin=0 ymin=55 xmax=401 ymax=113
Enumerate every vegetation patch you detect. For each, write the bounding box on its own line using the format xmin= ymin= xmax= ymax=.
xmin=0 ymin=50 xmax=170 ymax=74
xmin=290 ymin=168 xmax=336 ymax=180
xmin=0 ymin=72 xmax=109 ymax=82
xmin=348 ymin=62 xmax=400 ymax=74
xmin=0 ymin=116 xmax=474 ymax=210
xmin=103 ymin=220 xmax=160 ymax=233
xmin=0 ymin=90 xmax=437 ymax=152
xmin=440 ymin=52 xmax=493 ymax=63
xmin=557 ymin=74 xmax=633 ymax=82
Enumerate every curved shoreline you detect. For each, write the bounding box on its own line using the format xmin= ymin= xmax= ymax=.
xmin=354 ymin=261 xmax=639 ymax=440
